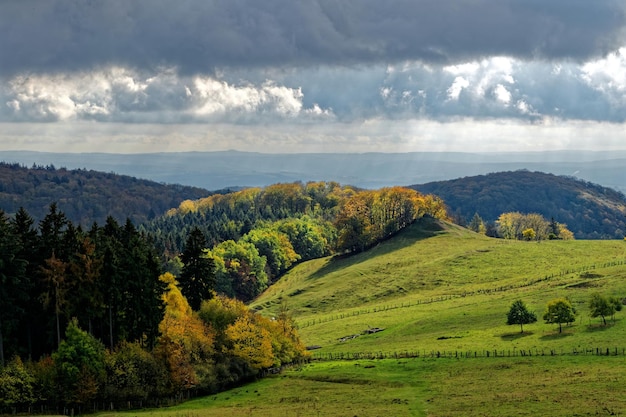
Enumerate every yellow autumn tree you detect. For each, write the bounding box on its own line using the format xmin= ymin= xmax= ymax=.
xmin=156 ymin=273 xmax=215 ymax=393
xmin=262 ymin=303 xmax=309 ymax=366
xmin=225 ymin=315 xmax=275 ymax=370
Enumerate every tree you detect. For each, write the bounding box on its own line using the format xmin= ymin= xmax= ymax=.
xmin=543 ymin=298 xmax=576 ymax=333
xmin=0 ymin=211 xmax=28 ymax=367
xmin=522 ymin=228 xmax=536 ymax=241
xmin=39 ymin=253 xmax=70 ymax=348
xmin=180 ymin=227 xmax=216 ymax=310
xmin=0 ymin=356 xmax=35 ymax=408
xmin=156 ymin=273 xmax=215 ymax=394
xmin=243 ymin=228 xmax=299 ymax=280
xmin=208 ymin=240 xmax=268 ymax=301
xmin=589 ymin=293 xmax=621 ymax=326
xmin=225 ymin=315 xmax=274 ymax=371
xmin=53 ymin=319 xmax=106 ymax=407
xmin=468 ymin=212 xmax=486 ymax=234
xmin=506 ymin=300 xmax=537 ymax=333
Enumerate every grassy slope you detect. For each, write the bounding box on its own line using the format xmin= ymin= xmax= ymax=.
xmin=252 ymin=217 xmax=626 ymax=356
xmin=106 ymin=218 xmax=626 ymax=417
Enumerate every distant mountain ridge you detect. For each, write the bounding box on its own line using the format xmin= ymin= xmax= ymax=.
xmin=0 ymin=162 xmax=212 ymax=226
xmin=1 ymin=150 xmax=625 ymax=192
xmin=411 ymin=170 xmax=626 ymax=239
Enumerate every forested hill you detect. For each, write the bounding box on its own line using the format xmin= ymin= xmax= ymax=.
xmin=0 ymin=162 xmax=213 ymax=226
xmin=410 ymin=170 xmax=626 ymax=239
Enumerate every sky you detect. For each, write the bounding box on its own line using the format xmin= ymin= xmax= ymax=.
xmin=2 ymin=0 xmax=626 ymax=154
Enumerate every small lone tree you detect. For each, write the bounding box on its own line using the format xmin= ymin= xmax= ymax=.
xmin=543 ymin=298 xmax=576 ymax=333
xmin=506 ymin=300 xmax=537 ymax=333
xmin=589 ymin=293 xmax=622 ymax=325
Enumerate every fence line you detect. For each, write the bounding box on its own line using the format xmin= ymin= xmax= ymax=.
xmin=297 ymin=259 xmax=626 ymax=329
xmin=311 ymin=346 xmax=626 ymax=361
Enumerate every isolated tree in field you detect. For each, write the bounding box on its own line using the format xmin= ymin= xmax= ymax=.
xmin=506 ymin=300 xmax=537 ymax=333
xmin=589 ymin=293 xmax=622 ymax=325
xmin=180 ymin=227 xmax=216 ymax=310
xmin=543 ymin=298 xmax=576 ymax=333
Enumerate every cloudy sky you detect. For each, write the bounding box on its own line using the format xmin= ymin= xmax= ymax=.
xmin=2 ymin=0 xmax=626 ymax=154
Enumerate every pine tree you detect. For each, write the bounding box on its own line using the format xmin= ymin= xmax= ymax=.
xmin=180 ymin=227 xmax=216 ymax=310
xmin=506 ymin=300 xmax=537 ymax=333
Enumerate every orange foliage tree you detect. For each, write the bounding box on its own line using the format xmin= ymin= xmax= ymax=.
xmin=156 ymin=273 xmax=215 ymax=394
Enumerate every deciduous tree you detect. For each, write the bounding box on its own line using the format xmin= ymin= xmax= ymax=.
xmin=53 ymin=319 xmax=106 ymax=407
xmin=589 ymin=293 xmax=621 ymax=325
xmin=543 ymin=298 xmax=576 ymax=333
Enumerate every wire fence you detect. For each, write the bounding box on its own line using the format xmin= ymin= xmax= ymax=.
xmin=297 ymin=259 xmax=626 ymax=329
xmin=310 ymin=346 xmax=626 ymax=361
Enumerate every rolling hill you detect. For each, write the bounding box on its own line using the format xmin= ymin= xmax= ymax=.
xmin=410 ymin=170 xmax=626 ymax=239
xmin=251 ymin=216 xmax=626 ymax=356
xmin=0 ymin=162 xmax=213 ymax=226
xmin=2 ymin=150 xmax=626 ymax=192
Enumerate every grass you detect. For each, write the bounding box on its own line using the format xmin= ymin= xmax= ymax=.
xmin=103 ymin=218 xmax=626 ymax=417
xmin=252 ymin=218 xmax=626 ymax=357
xmin=99 ymin=356 xmax=626 ymax=417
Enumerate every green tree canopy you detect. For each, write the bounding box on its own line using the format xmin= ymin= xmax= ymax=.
xmin=506 ymin=300 xmax=537 ymax=333
xmin=52 ymin=319 xmax=106 ymax=406
xmin=543 ymin=298 xmax=576 ymax=333
xmin=589 ymin=293 xmax=622 ymax=326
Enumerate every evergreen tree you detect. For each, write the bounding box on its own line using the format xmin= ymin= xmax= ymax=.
xmin=506 ymin=300 xmax=537 ymax=333
xmin=0 ymin=211 xmax=28 ymax=366
xmin=11 ymin=208 xmax=43 ymax=358
xmin=468 ymin=212 xmax=486 ymax=234
xmin=180 ymin=227 xmax=216 ymax=310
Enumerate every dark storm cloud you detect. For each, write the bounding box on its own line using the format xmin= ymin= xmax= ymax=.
xmin=1 ymin=0 xmax=625 ymax=76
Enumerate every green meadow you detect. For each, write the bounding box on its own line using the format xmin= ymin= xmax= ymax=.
xmin=105 ymin=218 xmax=626 ymax=416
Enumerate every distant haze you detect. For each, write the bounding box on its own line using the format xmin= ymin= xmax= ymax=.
xmin=1 ymin=150 xmax=624 ymax=194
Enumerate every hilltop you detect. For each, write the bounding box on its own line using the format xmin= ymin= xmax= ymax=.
xmin=0 ymin=162 xmax=213 ymax=226
xmin=411 ymin=170 xmax=626 ymax=239
xmin=252 ymin=216 xmax=626 ymax=355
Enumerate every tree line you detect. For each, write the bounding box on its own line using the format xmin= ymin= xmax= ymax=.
xmin=0 ymin=162 xmax=210 ymax=227
xmin=0 ymin=204 xmax=309 ymax=412
xmin=143 ymin=182 xmax=447 ymax=258
xmin=507 ymin=294 xmax=623 ymax=334
xmin=151 ymin=182 xmax=447 ymax=301
xmin=468 ymin=211 xmax=574 ymax=240
xmin=0 ymin=203 xmax=164 ymax=363
xmin=412 ymin=170 xmax=626 ymax=239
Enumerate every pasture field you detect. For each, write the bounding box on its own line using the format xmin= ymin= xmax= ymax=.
xmin=253 ymin=218 xmax=626 ymax=356
xmin=99 ymin=356 xmax=626 ymax=417
xmin=103 ymin=219 xmax=626 ymax=417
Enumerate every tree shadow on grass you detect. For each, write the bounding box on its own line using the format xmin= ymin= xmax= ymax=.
xmin=500 ymin=331 xmax=534 ymax=341
xmin=308 ymin=217 xmax=445 ymax=280
xmin=539 ymin=331 xmax=575 ymax=341
xmin=585 ymin=322 xmax=616 ymax=332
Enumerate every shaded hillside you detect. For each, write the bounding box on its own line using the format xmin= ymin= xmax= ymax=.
xmin=410 ymin=170 xmax=626 ymax=239
xmin=0 ymin=162 xmax=212 ymax=226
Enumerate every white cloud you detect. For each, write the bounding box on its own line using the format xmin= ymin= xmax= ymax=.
xmin=447 ymin=76 xmax=470 ymax=100
xmin=2 ymin=68 xmax=333 ymax=123
xmin=494 ymin=84 xmax=512 ymax=105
